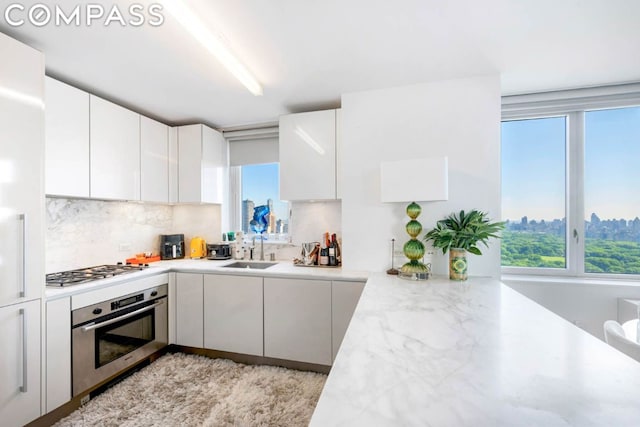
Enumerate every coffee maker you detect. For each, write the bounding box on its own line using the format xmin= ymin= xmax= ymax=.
xmin=160 ymin=234 xmax=185 ymax=260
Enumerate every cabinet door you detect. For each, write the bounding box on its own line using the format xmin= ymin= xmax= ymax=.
xmin=45 ymin=77 xmax=90 ymax=198
xmin=279 ymin=109 xmax=336 ymax=201
xmin=204 ymin=275 xmax=263 ymax=356
xmin=0 ymin=33 xmax=44 ymax=305
xmin=140 ymin=116 xmax=169 ymax=203
xmin=168 ymin=127 xmax=179 ymax=204
xmin=175 ymin=273 xmax=203 ymax=347
xmin=178 ymin=124 xmax=227 ymax=204
xmin=332 ymin=280 xmax=365 ymax=361
xmin=335 ymin=108 xmax=342 ymax=200
xmin=178 ymin=124 xmax=202 ymax=203
xmin=90 ymin=95 xmax=141 ymax=200
xmin=201 ymin=125 xmax=227 ymax=204
xmin=46 ymin=297 xmax=71 ymax=412
xmin=0 ymin=300 xmax=41 ymax=426
xmin=264 ymin=277 xmax=331 ymax=365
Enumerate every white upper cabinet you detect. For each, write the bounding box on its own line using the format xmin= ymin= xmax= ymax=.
xmin=90 ymin=95 xmax=141 ymax=200
xmin=279 ymin=109 xmax=338 ymax=201
xmin=44 ymin=77 xmax=90 ymax=198
xmin=0 ymin=33 xmax=44 ymax=306
xmin=168 ymin=127 xmax=179 ymax=204
xmin=335 ymin=109 xmax=342 ymax=200
xmin=178 ymin=124 xmax=227 ymax=204
xmin=140 ymin=116 xmax=169 ymax=203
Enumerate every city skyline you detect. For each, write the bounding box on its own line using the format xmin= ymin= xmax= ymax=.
xmin=505 ymin=212 xmax=640 ymax=242
xmin=241 ymin=162 xmax=288 ymax=221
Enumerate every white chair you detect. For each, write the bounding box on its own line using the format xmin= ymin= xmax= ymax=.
xmin=603 ymin=320 xmax=640 ymax=362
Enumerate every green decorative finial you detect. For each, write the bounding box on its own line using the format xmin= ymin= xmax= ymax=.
xmin=406 ymin=202 xmax=421 ymax=219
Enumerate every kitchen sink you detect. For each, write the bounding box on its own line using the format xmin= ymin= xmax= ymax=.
xmin=222 ymin=261 xmax=277 ymax=270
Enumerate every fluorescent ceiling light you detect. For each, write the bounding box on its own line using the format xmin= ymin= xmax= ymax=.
xmin=162 ymin=0 xmax=263 ymax=96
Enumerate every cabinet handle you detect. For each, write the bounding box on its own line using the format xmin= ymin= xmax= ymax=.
xmin=20 ymin=308 xmax=27 ymax=393
xmin=18 ymin=214 xmax=26 ymax=298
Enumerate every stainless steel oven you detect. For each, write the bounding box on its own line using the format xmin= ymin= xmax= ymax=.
xmin=72 ymin=284 xmax=168 ymax=396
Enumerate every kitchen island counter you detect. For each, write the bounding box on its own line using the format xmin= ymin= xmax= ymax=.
xmin=310 ymin=274 xmax=640 ymax=426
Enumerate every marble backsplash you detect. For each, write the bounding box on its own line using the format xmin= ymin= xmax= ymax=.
xmin=46 ymin=198 xmax=221 ymax=273
xmin=276 ymin=200 xmax=342 ymax=261
xmin=45 ymin=198 xmax=341 ymax=272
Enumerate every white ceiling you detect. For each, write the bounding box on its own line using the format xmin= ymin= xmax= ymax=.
xmin=1 ymin=0 xmax=639 ymax=129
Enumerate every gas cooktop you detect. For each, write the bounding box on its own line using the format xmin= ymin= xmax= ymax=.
xmin=46 ymin=263 xmax=149 ymax=287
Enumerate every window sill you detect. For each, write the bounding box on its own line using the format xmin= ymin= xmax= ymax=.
xmin=501 ymin=273 xmax=640 ymax=288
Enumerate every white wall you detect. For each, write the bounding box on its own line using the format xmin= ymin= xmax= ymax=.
xmin=340 ymin=75 xmax=502 ymax=276
xmin=46 ymin=198 xmax=220 ymax=272
xmin=505 ymin=278 xmax=640 ymax=340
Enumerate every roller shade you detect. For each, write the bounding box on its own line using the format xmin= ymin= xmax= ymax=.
xmin=224 ymin=126 xmax=279 ymax=166
xmin=502 ymin=82 xmax=640 ymax=119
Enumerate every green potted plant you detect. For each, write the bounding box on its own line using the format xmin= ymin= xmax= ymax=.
xmin=423 ymin=210 xmax=505 ymax=280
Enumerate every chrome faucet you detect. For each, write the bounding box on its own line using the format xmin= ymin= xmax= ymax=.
xmin=260 ymin=234 xmax=265 ymax=261
xmin=249 ymin=237 xmax=256 ymax=261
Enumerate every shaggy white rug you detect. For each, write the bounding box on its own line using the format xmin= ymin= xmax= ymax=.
xmin=54 ymin=353 xmax=327 ymax=427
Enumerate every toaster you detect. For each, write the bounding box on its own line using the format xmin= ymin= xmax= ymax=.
xmin=207 ymin=243 xmax=232 ymax=260
xmin=190 ymin=236 xmax=206 ymax=259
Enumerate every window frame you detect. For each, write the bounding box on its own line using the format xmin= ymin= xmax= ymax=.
xmin=501 ymin=84 xmax=640 ymax=280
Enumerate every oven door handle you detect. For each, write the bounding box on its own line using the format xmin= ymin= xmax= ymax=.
xmin=80 ymin=299 xmax=165 ymax=332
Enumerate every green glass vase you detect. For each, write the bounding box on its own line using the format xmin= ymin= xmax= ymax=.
xmin=400 ymin=201 xmax=429 ymax=280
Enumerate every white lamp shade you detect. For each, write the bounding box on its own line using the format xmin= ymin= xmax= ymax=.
xmin=380 ymin=157 xmax=449 ymax=203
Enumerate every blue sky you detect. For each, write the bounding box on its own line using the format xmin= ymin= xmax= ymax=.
xmin=502 ymin=106 xmax=640 ymax=222
xmin=241 ymin=163 xmax=288 ymax=220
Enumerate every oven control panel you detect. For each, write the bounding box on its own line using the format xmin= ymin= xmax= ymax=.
xmin=111 ymin=294 xmax=144 ymax=310
xmin=72 ymin=284 xmax=168 ymax=327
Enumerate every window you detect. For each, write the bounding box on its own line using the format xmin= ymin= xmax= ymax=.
xmin=224 ymin=126 xmax=289 ymax=241
xmin=240 ymin=163 xmax=289 ymax=236
xmin=584 ymin=107 xmax=640 ymax=274
xmin=501 ymin=97 xmax=640 ymax=277
xmin=501 ymin=117 xmax=567 ymax=269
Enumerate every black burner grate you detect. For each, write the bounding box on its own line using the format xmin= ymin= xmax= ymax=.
xmin=46 ymin=264 xmax=147 ymax=287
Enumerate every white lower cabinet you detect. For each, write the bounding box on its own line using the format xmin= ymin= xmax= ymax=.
xmin=0 ymin=299 xmax=41 ymax=427
xmin=175 ymin=273 xmax=203 ymax=348
xmin=264 ymin=277 xmax=332 ymax=365
xmin=46 ymin=297 xmax=71 ymax=413
xmin=204 ymin=275 xmax=263 ymax=356
xmin=331 ymin=281 xmax=365 ymax=361
xmin=173 ymin=273 xmax=365 ymax=367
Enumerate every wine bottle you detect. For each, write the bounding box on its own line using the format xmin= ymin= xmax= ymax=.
xmin=328 ymin=238 xmax=337 ymax=266
xmin=332 ymin=234 xmax=341 ymax=266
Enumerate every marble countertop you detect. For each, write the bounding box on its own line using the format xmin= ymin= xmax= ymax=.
xmin=45 ymin=258 xmax=369 ymax=300
xmin=310 ymin=274 xmax=640 ymax=426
